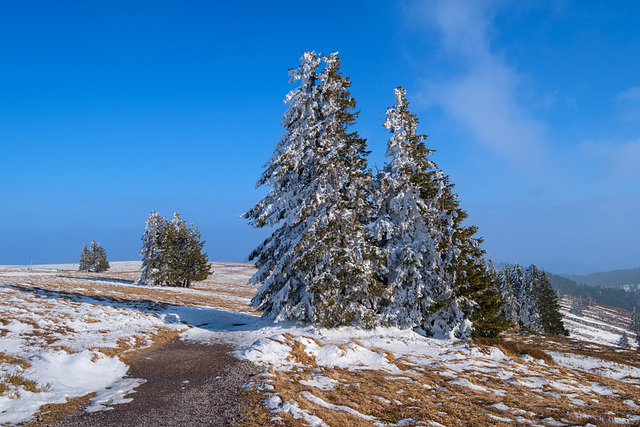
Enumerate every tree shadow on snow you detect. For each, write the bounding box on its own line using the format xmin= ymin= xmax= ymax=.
xmin=2 ymin=284 xmax=273 ymax=335
xmin=58 ymin=275 xmax=136 ymax=285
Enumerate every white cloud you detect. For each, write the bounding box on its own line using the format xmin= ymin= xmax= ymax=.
xmin=406 ymin=0 xmax=547 ymax=165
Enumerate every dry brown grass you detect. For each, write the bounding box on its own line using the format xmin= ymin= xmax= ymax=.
xmin=1 ymin=262 xmax=259 ymax=314
xmin=240 ymin=332 xmax=640 ymax=426
xmin=23 ymin=392 xmax=97 ymax=426
xmin=0 ymin=352 xmax=31 ymax=369
xmin=0 ymin=372 xmax=50 ymax=397
xmin=475 ymin=336 xmax=556 ymax=365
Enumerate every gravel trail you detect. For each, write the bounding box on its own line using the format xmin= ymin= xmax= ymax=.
xmin=53 ymin=338 xmax=261 ymax=426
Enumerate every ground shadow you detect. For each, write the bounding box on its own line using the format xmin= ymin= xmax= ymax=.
xmin=2 ymin=283 xmax=272 ymax=335
xmin=59 ymin=275 xmax=136 ymax=285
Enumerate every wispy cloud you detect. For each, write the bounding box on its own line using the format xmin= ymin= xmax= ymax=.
xmin=616 ymin=86 xmax=640 ymax=102
xmin=406 ymin=0 xmax=547 ymax=165
xmin=579 ymin=139 xmax=640 ymax=186
xmin=615 ymin=86 xmax=640 ymax=121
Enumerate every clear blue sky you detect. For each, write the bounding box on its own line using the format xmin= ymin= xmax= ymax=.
xmin=1 ymin=1 xmax=638 ymax=274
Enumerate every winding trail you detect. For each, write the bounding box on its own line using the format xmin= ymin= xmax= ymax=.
xmin=53 ymin=338 xmax=260 ymax=426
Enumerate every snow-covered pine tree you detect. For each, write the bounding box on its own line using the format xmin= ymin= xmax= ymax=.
xmin=510 ymin=264 xmax=540 ymax=330
xmin=496 ymin=264 xmax=519 ymax=327
xmin=138 ymin=212 xmax=170 ymax=286
xmin=618 ymin=331 xmax=630 ymax=348
xmin=530 ymin=265 xmax=568 ymax=336
xmin=78 ymin=243 xmax=91 ymax=272
xmin=570 ymin=298 xmax=583 ymax=316
xmin=630 ymin=308 xmax=640 ymax=349
xmin=416 ymin=170 xmax=507 ymax=339
xmin=372 ymin=86 xmax=451 ymax=334
xmin=244 ymin=51 xmax=379 ymax=327
xmin=93 ymin=242 xmax=110 ymax=272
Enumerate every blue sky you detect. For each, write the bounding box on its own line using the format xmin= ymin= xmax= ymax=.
xmin=1 ymin=1 xmax=638 ymax=274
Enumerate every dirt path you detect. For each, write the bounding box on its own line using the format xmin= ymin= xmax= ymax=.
xmin=53 ymin=338 xmax=260 ymax=426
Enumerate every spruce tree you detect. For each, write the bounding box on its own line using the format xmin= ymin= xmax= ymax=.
xmin=78 ymin=243 xmax=91 ymax=272
xmin=372 ymin=87 xmax=450 ymax=334
xmin=93 ymin=242 xmax=110 ymax=272
xmin=138 ymin=212 xmax=169 ymax=286
xmin=531 ymin=265 xmax=568 ymax=336
xmin=429 ymin=175 xmax=507 ymax=339
xmin=244 ymin=51 xmax=378 ymax=327
xmin=630 ymin=308 xmax=640 ymax=349
xmin=497 ymin=264 xmax=519 ymax=327
xmin=165 ymin=213 xmax=211 ymax=287
xmin=619 ymin=331 xmax=630 ymax=348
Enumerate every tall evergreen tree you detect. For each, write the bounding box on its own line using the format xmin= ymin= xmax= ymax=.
xmin=531 ymin=265 xmax=568 ymax=336
xmin=244 ymin=51 xmax=378 ymax=327
xmin=372 ymin=87 xmax=451 ymax=335
xmin=138 ymin=212 xmax=170 ymax=286
xmin=164 ymin=213 xmax=211 ymax=287
xmin=371 ymin=86 xmax=506 ymax=338
xmin=438 ymin=187 xmax=507 ymax=338
xmin=497 ymin=263 xmax=519 ymax=327
xmin=78 ymin=243 xmax=91 ymax=272
xmin=93 ymin=242 xmax=110 ymax=272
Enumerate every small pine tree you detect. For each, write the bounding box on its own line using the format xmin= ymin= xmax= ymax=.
xmin=618 ymin=331 xmax=630 ymax=348
xmin=78 ymin=243 xmax=91 ymax=272
xmin=570 ymin=298 xmax=583 ymax=316
xmin=630 ymin=308 xmax=640 ymax=349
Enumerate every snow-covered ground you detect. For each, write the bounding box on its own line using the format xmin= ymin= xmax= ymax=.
xmin=1 ymin=263 xmax=639 ymax=426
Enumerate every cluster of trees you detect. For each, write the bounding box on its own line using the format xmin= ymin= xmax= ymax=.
xmin=244 ymin=51 xmax=508 ymax=339
xmin=496 ymin=264 xmax=568 ymax=336
xmin=78 ymin=241 xmax=109 ymax=272
xmin=136 ymin=212 xmax=211 ymax=287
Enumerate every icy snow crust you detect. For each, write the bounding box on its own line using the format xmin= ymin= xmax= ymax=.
xmin=2 ymin=263 xmax=640 ymax=425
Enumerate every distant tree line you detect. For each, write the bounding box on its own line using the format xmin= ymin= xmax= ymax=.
xmin=548 ymin=273 xmax=640 ymax=312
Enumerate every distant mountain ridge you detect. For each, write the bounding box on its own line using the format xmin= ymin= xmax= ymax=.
xmin=562 ymin=266 xmax=640 ymax=288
